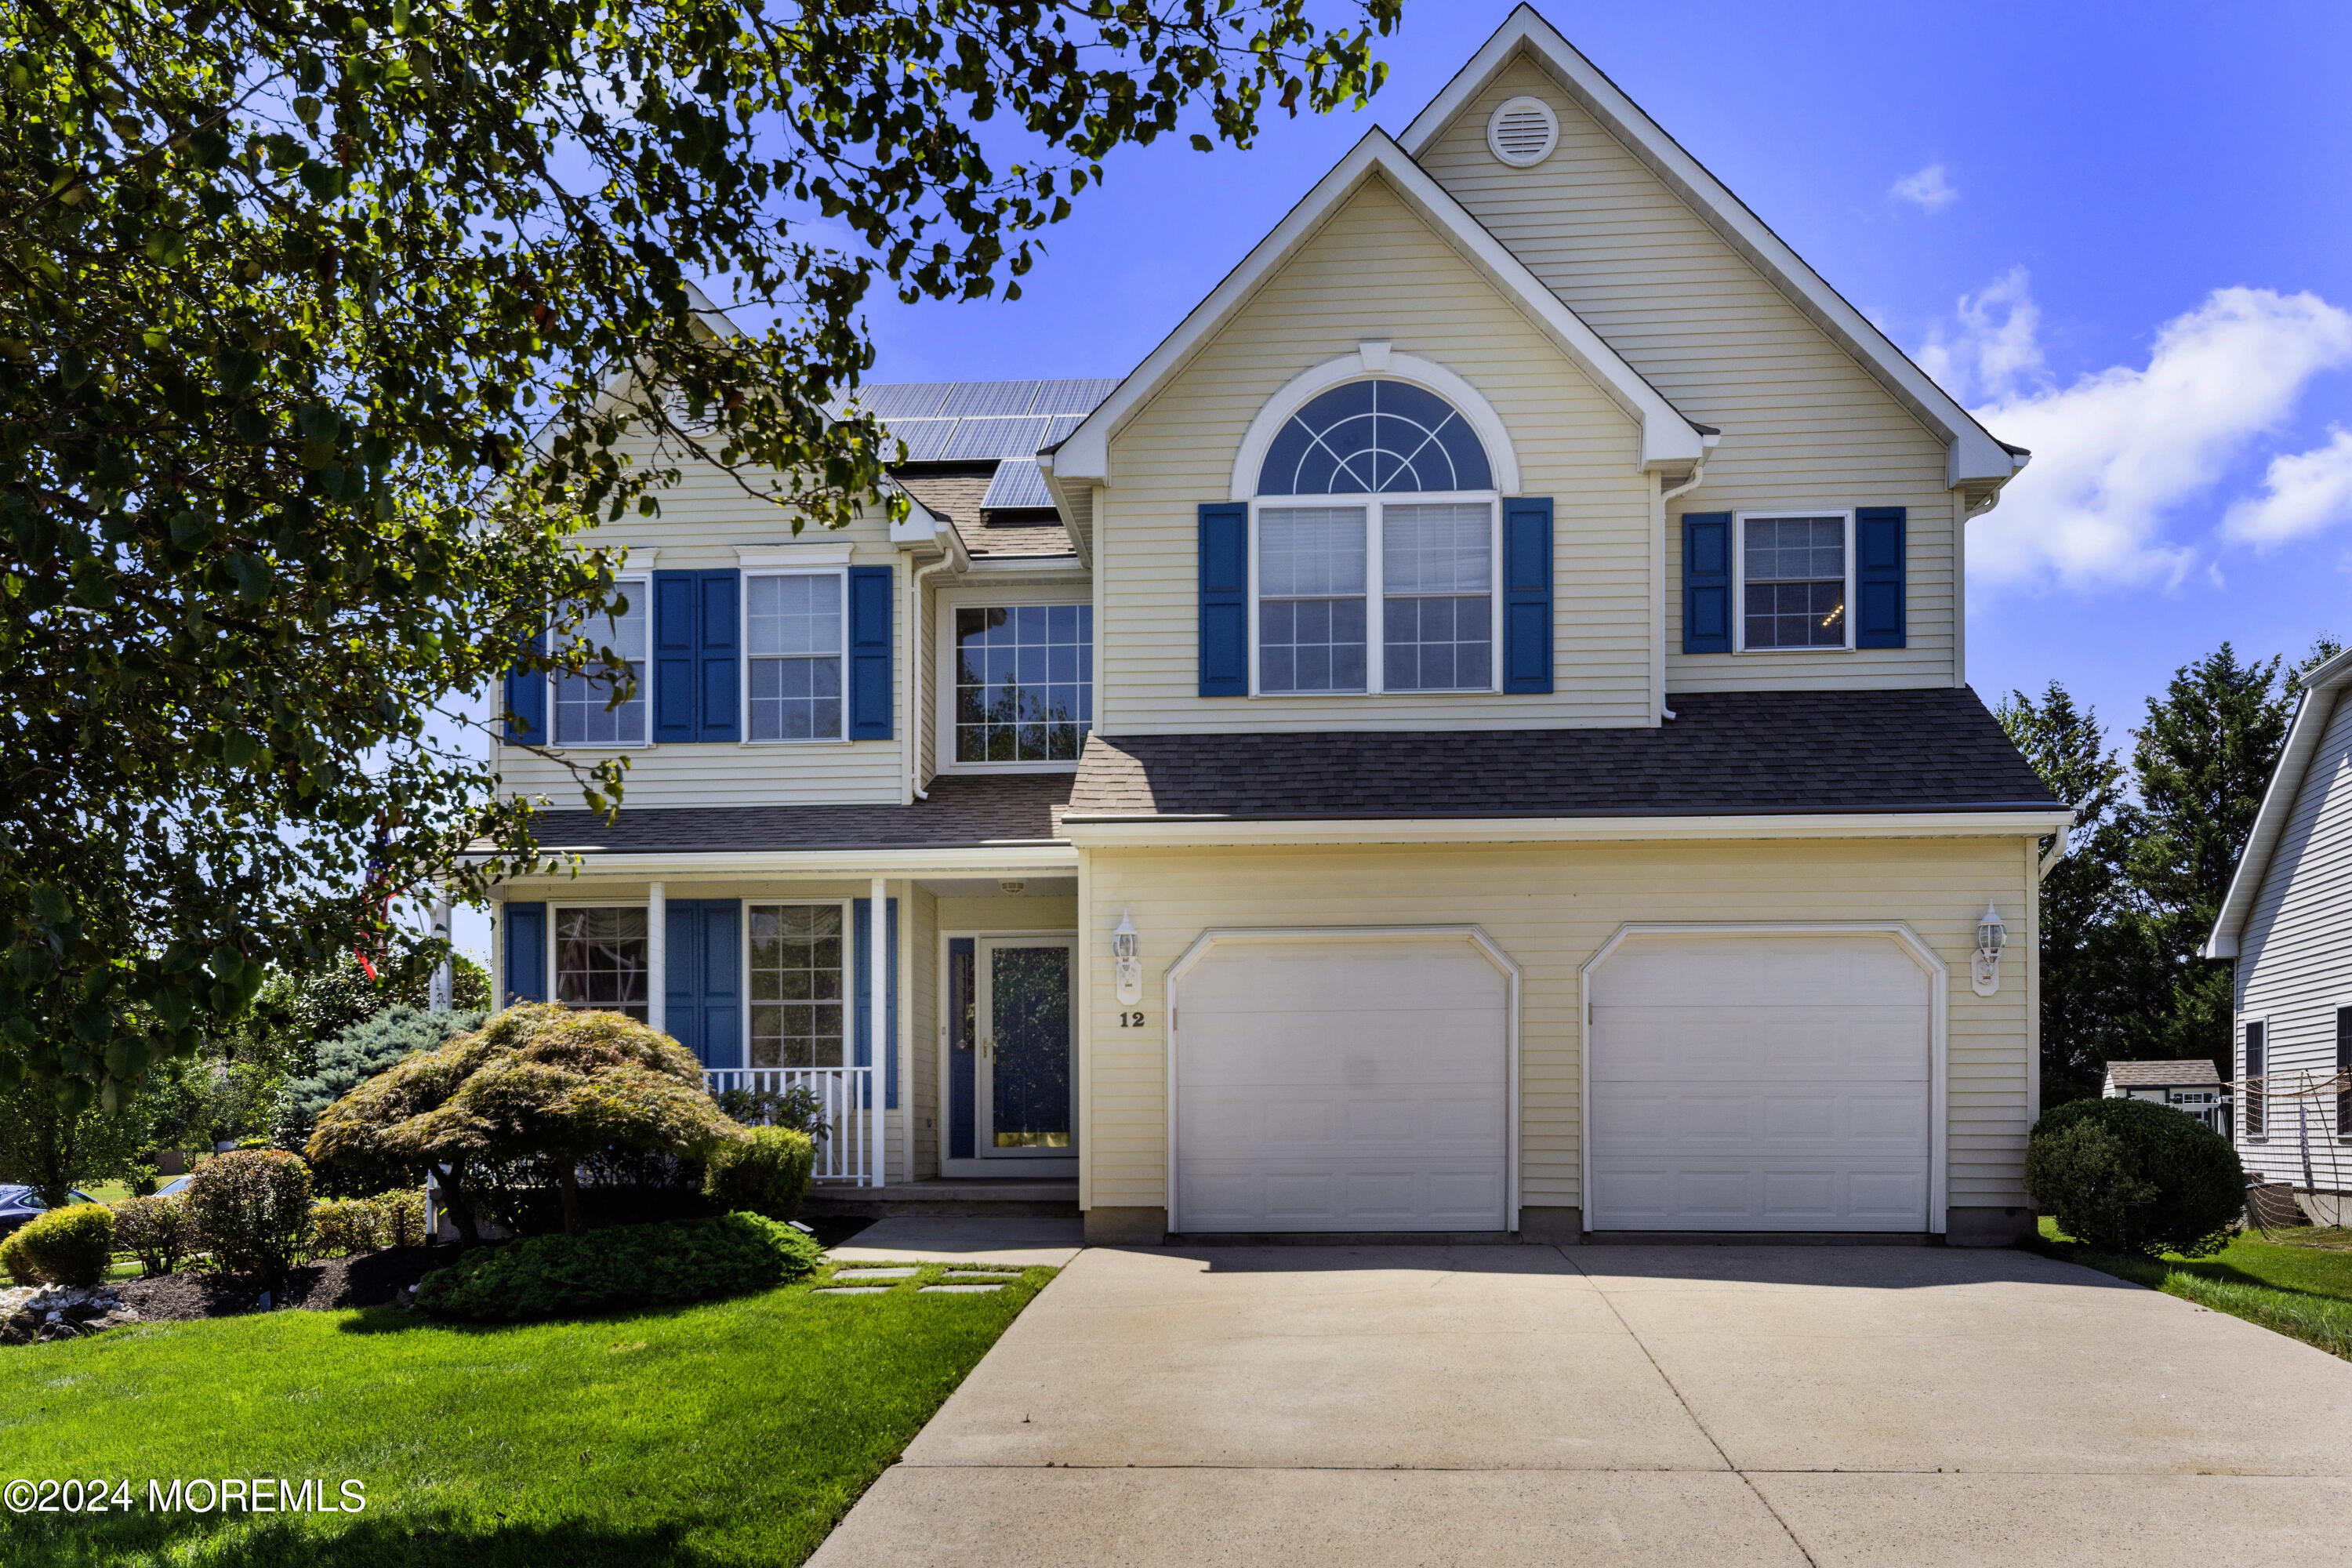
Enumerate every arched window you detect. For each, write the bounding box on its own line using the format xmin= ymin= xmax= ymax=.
xmin=1250 ymin=379 xmax=1499 ymax=697
xmin=1256 ymin=379 xmax=1494 ymax=497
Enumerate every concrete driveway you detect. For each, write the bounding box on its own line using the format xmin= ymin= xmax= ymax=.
xmin=811 ymin=1244 xmax=2352 ymax=1566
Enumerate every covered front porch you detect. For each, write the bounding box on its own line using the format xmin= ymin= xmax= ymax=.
xmin=491 ymin=846 xmax=1083 ymax=1191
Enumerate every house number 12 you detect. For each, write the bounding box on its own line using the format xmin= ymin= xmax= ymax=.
xmin=1118 ymin=1011 xmax=1147 ymax=1028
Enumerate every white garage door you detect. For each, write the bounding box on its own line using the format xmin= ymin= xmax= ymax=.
xmin=1589 ymin=935 xmax=1932 ymax=1232
xmin=1174 ymin=935 xmax=1509 ymax=1232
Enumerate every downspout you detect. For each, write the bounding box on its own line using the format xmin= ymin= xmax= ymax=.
xmin=1655 ymin=458 xmax=1710 ymax=723
xmin=907 ymin=554 xmax=956 ymax=800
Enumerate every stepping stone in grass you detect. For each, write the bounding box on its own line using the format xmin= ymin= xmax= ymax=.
xmin=920 ymin=1283 xmax=1006 ymax=1294
xmin=813 ymin=1287 xmax=893 ymax=1296
xmin=831 ymin=1269 xmax=920 ymax=1281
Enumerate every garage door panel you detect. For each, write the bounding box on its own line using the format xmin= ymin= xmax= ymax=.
xmin=1176 ymin=938 xmax=1509 ymax=1233
xmin=1591 ymin=936 xmax=1932 ymax=1232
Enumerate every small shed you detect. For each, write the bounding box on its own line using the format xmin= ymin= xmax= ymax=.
xmin=2103 ymin=1059 xmax=2228 ymax=1135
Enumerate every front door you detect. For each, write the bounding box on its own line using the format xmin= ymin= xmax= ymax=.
xmin=977 ymin=937 xmax=1074 ymax=1161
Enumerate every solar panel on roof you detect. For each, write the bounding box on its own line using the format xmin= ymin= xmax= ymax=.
xmin=940 ymin=416 xmax=1050 ymax=462
xmin=840 ymin=383 xmax=953 ymax=419
xmin=1037 ymin=413 xmax=1086 ymax=449
xmin=981 ymin=458 xmax=1054 ymax=510
xmin=884 ymin=419 xmax=960 ymax=461
xmin=1029 ymin=378 xmax=1118 ymax=416
xmin=935 ymin=380 xmax=1042 ymax=418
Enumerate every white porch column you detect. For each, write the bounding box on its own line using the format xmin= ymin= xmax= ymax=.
xmin=645 ymin=882 xmax=666 ymax=1039
xmin=871 ymin=873 xmax=888 ymax=1189
xmin=427 ymin=895 xmax=453 ymax=1013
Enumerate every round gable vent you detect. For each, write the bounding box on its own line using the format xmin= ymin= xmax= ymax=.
xmin=1486 ymin=96 xmax=1559 ymax=168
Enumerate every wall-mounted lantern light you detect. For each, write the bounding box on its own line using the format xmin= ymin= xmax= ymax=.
xmin=1972 ymin=901 xmax=2008 ymax=997
xmin=1113 ymin=911 xmax=1143 ymax=1006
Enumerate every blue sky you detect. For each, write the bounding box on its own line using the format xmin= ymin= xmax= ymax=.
xmin=836 ymin=0 xmax=2352 ymax=733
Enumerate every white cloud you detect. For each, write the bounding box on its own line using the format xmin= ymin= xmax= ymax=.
xmin=1943 ymin=280 xmax=2352 ymax=589
xmin=1891 ymin=164 xmax=1958 ymax=212
xmin=2222 ymin=426 xmax=2352 ymax=546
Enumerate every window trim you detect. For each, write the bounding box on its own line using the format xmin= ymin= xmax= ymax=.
xmin=933 ymin=583 xmax=1095 ymax=775
xmin=1246 ymin=492 xmax=1503 ymax=698
xmin=2241 ymin=1013 xmax=2269 ymax=1143
xmin=549 ymin=572 xmax=653 ymax=750
xmin=549 ymin=901 xmax=653 ymax=1023
xmin=1731 ymin=510 xmax=1857 ymax=655
xmin=744 ymin=898 xmax=855 ymax=1071
xmin=739 ymin=567 xmax=851 ymax=746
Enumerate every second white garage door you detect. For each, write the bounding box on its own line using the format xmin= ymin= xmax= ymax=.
xmin=1173 ymin=935 xmax=1510 ymax=1233
xmin=1588 ymin=934 xmax=1933 ymax=1232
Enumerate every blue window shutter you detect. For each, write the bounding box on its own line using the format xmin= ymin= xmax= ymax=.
xmin=503 ymin=628 xmax=547 ymax=743
xmin=852 ymin=897 xmax=900 ymax=1109
xmin=1501 ymin=496 xmax=1554 ymax=694
xmin=1198 ymin=502 xmax=1249 ymax=696
xmin=695 ymin=569 xmax=740 ymax=742
xmin=1854 ymin=506 xmax=1907 ymax=649
xmin=652 ymin=571 xmax=696 ymax=743
xmin=503 ymin=902 xmax=546 ymax=1004
xmin=699 ymin=900 xmax=741 ymax=1069
xmin=1681 ymin=512 xmax=1733 ymax=655
xmin=848 ymin=564 xmax=894 ymax=740
xmin=663 ymin=900 xmax=700 ymax=1062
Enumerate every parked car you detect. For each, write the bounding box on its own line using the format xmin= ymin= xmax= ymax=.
xmin=153 ymin=1175 xmax=192 ymax=1198
xmin=0 ymin=1184 xmax=101 ymax=1238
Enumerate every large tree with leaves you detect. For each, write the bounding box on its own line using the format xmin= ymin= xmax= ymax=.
xmin=2 ymin=0 xmax=1399 ymax=1111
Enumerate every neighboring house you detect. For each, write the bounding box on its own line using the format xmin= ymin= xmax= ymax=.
xmin=484 ymin=7 xmax=2065 ymax=1246
xmin=2100 ymin=1060 xmax=2228 ymax=1136
xmin=2205 ymin=645 xmax=2352 ymax=1208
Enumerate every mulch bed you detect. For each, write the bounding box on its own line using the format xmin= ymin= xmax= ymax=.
xmin=115 ymin=1246 xmax=459 ymax=1322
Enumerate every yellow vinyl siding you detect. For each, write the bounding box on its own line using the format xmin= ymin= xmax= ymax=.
xmin=1416 ymin=58 xmax=1961 ymax=691
xmin=1099 ymin=174 xmax=1656 ymax=731
xmin=1079 ymin=837 xmax=2035 ymax=1215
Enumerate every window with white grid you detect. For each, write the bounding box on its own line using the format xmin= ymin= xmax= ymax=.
xmin=552 ymin=582 xmax=648 ymax=746
xmin=748 ymin=904 xmax=845 ymax=1068
xmin=746 ymin=572 xmax=844 ymax=742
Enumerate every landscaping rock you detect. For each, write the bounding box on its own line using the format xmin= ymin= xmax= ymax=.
xmin=0 ymin=1284 xmax=140 ymax=1345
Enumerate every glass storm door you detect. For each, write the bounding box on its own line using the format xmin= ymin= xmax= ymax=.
xmin=978 ymin=938 xmax=1073 ymax=1157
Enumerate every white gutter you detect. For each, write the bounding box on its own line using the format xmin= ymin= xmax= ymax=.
xmin=1653 ymin=448 xmax=1713 ymax=723
xmin=1061 ymin=808 xmax=2072 ymax=850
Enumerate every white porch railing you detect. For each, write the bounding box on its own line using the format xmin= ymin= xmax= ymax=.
xmin=704 ymin=1066 xmax=881 ymax=1188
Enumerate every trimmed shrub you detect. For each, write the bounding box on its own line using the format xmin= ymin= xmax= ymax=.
xmin=414 ymin=1214 xmax=821 ymax=1323
xmin=0 ymin=1229 xmax=37 ymax=1286
xmin=184 ymin=1149 xmax=314 ymax=1281
xmin=7 ymin=1203 xmax=116 ymax=1287
xmin=706 ymin=1126 xmax=816 ymax=1222
xmin=113 ymin=1194 xmax=196 ymax=1278
xmin=370 ymin=1188 xmax=430 ymax=1249
xmin=2026 ymin=1095 xmax=2245 ymax=1258
xmin=306 ymin=1197 xmax=383 ymax=1259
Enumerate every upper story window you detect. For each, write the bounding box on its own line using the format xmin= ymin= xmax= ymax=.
xmin=1253 ymin=379 xmax=1497 ymax=696
xmin=1738 ymin=513 xmax=1850 ymax=652
xmin=746 ymin=570 xmax=844 ymax=742
xmin=553 ymin=580 xmax=648 ymax=747
xmin=953 ymin=603 xmax=1094 ymax=764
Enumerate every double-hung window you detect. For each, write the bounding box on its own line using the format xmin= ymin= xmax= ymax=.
xmin=748 ymin=903 xmax=845 ymax=1067
xmin=553 ymin=579 xmax=648 ymax=746
xmin=1252 ymin=379 xmax=1498 ymax=695
xmin=554 ymin=906 xmax=649 ymax=1022
xmin=746 ymin=571 xmax=844 ymax=742
xmin=1737 ymin=513 xmax=1853 ymax=652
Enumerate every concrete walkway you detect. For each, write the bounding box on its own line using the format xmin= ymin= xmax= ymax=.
xmin=811 ymin=1243 xmax=2352 ymax=1566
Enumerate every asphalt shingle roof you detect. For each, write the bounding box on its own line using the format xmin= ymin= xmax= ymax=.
xmin=523 ymin=773 xmax=1071 ymax=854
xmin=1065 ymin=688 xmax=2056 ymax=822
xmin=2106 ymin=1060 xmax=2224 ymax=1088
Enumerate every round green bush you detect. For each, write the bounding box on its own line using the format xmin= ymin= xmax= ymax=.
xmin=305 ymin=1197 xmax=384 ymax=1260
xmin=184 ymin=1148 xmax=314 ymax=1281
xmin=412 ymin=1213 xmax=822 ymax=1323
xmin=0 ymin=1230 xmax=35 ymax=1287
xmin=2024 ymin=1095 xmax=2245 ymax=1258
xmin=706 ymin=1126 xmax=816 ymax=1222
xmin=7 ymin=1203 xmax=116 ymax=1287
xmin=368 ymin=1188 xmax=430 ymax=1249
xmin=112 ymin=1193 xmax=196 ymax=1278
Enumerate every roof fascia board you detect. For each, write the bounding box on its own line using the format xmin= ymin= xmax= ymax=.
xmin=1399 ymin=5 xmax=2014 ymax=487
xmin=1061 ymin=808 xmax=2071 ymax=848
xmin=2204 ymin=645 xmax=2352 ymax=956
xmin=1033 ymin=453 xmax=1094 ymax=568
xmin=1051 ymin=128 xmax=1703 ymax=484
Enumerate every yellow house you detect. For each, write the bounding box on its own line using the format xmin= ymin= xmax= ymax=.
xmin=488 ymin=6 xmax=2064 ymax=1247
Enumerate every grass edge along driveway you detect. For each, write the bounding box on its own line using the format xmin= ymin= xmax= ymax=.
xmin=0 ymin=1258 xmax=1052 ymax=1567
xmin=2035 ymin=1218 xmax=2352 ymax=1362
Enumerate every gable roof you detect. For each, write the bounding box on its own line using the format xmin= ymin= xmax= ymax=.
xmin=1401 ymin=6 xmax=2025 ymax=496
xmin=2205 ymin=645 xmax=2352 ymax=958
xmin=1044 ymin=127 xmax=1708 ymax=495
xmin=2104 ymin=1060 xmax=2223 ymax=1089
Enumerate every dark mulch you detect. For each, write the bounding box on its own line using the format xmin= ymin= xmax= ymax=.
xmin=115 ymin=1245 xmax=463 ymax=1322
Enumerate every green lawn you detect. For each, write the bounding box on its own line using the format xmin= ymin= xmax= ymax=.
xmin=0 ymin=1258 xmax=1050 ymax=1566
xmin=2037 ymin=1217 xmax=2352 ymax=1360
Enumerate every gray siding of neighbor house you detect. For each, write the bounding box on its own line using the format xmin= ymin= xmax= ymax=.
xmin=2235 ymin=684 xmax=2352 ymax=1181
